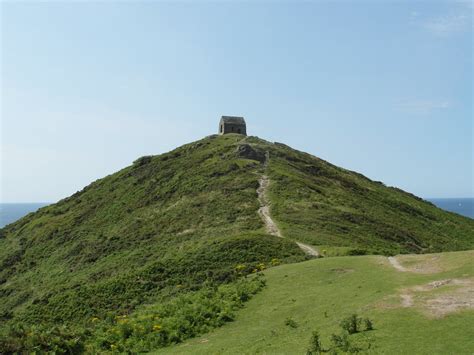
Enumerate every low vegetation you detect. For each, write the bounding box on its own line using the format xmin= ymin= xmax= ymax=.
xmin=0 ymin=134 xmax=472 ymax=352
xmin=0 ymin=275 xmax=265 ymax=353
xmin=161 ymin=251 xmax=474 ymax=354
xmin=262 ymin=140 xmax=474 ymax=254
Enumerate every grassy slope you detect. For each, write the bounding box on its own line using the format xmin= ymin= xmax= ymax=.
xmin=0 ymin=134 xmax=472 ymax=338
xmin=0 ymin=134 xmax=305 ymax=326
xmin=260 ymin=140 xmax=474 ymax=254
xmin=159 ymin=250 xmax=474 ymax=354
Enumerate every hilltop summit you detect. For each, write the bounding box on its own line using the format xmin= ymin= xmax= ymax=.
xmin=1 ymin=134 xmax=473 ymax=329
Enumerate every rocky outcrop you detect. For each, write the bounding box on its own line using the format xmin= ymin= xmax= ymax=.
xmin=236 ymin=144 xmax=266 ymax=163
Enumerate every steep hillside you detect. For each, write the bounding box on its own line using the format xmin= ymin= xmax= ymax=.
xmin=161 ymin=250 xmax=474 ymax=354
xmin=0 ymin=135 xmax=306 ymax=328
xmin=259 ymin=139 xmax=474 ymax=254
xmin=0 ymin=134 xmax=472 ymax=351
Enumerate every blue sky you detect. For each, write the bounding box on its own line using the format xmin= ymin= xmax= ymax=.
xmin=1 ymin=1 xmax=472 ymax=202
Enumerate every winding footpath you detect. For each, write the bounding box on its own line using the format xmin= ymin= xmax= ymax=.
xmin=388 ymin=256 xmax=409 ymax=272
xmin=257 ymin=175 xmax=282 ymax=238
xmin=257 ymin=171 xmax=319 ymax=257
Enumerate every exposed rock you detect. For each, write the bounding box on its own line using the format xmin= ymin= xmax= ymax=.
xmin=236 ymin=144 xmax=266 ymax=163
xmin=133 ymin=156 xmax=153 ymax=167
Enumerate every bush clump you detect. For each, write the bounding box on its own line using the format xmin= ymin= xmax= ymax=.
xmin=0 ymin=276 xmax=266 ymax=354
xmin=86 ymin=275 xmax=266 ymax=352
xmin=306 ymin=331 xmax=323 ymax=354
xmin=340 ymin=314 xmax=362 ymax=334
xmin=0 ymin=324 xmax=86 ymax=354
xmin=306 ymin=314 xmax=375 ymax=354
xmin=284 ymin=317 xmax=298 ymax=328
xmin=364 ymin=317 xmax=373 ymax=331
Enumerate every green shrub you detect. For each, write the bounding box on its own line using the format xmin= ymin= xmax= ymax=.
xmin=0 ymin=276 xmax=265 ymax=354
xmin=347 ymin=249 xmax=368 ymax=256
xmin=284 ymin=317 xmax=298 ymax=328
xmin=331 ymin=333 xmax=351 ymax=352
xmin=86 ymin=275 xmax=266 ymax=352
xmin=364 ymin=318 xmax=373 ymax=331
xmin=306 ymin=331 xmax=323 ymax=354
xmin=0 ymin=324 xmax=86 ymax=354
xmin=340 ymin=314 xmax=361 ymax=334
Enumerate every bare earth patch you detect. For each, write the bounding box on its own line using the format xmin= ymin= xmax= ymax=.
xmin=400 ymin=278 xmax=474 ymax=318
xmin=388 ymin=255 xmax=441 ymax=274
xmin=400 ymin=294 xmax=414 ymax=307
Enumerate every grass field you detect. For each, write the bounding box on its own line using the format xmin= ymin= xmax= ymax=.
xmin=158 ymin=250 xmax=474 ymax=354
xmin=1 ymin=134 xmax=473 ymax=352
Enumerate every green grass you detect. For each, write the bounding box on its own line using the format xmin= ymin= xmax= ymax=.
xmin=0 ymin=134 xmax=473 ymax=352
xmin=0 ymin=135 xmax=306 ymax=325
xmin=262 ymin=141 xmax=474 ymax=255
xmin=158 ymin=250 xmax=474 ymax=354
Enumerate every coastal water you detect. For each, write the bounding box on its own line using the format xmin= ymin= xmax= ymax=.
xmin=0 ymin=203 xmax=50 ymax=228
xmin=0 ymin=198 xmax=473 ymax=228
xmin=427 ymin=198 xmax=474 ymax=219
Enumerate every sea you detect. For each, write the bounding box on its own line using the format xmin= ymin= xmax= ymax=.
xmin=0 ymin=198 xmax=473 ymax=229
xmin=0 ymin=203 xmax=50 ymax=228
xmin=427 ymin=198 xmax=474 ymax=220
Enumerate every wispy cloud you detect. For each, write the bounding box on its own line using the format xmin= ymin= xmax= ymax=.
xmin=395 ymin=99 xmax=452 ymax=115
xmin=423 ymin=13 xmax=471 ymax=37
xmin=410 ymin=3 xmax=472 ymax=37
xmin=410 ymin=11 xmax=420 ymax=22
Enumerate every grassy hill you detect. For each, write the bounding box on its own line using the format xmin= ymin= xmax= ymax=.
xmin=0 ymin=133 xmax=472 ymax=352
xmin=262 ymin=140 xmax=473 ymax=254
xmin=159 ymin=250 xmax=474 ymax=354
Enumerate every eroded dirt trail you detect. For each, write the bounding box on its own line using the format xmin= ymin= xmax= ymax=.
xmin=257 ymin=170 xmax=319 ymax=257
xmin=296 ymin=242 xmax=320 ymax=257
xmin=257 ymin=175 xmax=282 ymax=238
xmin=388 ymin=256 xmax=409 ymax=272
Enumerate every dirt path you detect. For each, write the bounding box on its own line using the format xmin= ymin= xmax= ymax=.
xmin=256 ymin=170 xmax=319 ymax=257
xmin=257 ymin=175 xmax=282 ymax=238
xmin=296 ymin=242 xmax=320 ymax=257
xmin=388 ymin=256 xmax=409 ymax=272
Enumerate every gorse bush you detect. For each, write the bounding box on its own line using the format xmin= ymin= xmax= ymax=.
xmin=0 ymin=324 xmax=86 ymax=354
xmin=0 ymin=276 xmax=266 ymax=354
xmin=87 ymin=275 xmax=266 ymax=352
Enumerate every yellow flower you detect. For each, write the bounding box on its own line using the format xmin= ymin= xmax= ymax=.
xmin=153 ymin=324 xmax=162 ymax=331
xmin=235 ymin=264 xmax=246 ymax=272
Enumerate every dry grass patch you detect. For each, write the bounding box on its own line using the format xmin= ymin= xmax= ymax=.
xmin=395 ymin=278 xmax=474 ymax=318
